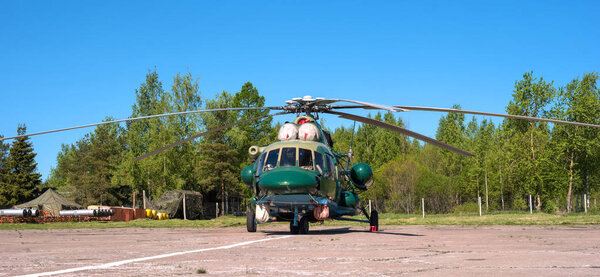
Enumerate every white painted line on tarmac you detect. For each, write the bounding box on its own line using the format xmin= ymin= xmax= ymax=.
xmin=17 ymin=235 xmax=292 ymax=277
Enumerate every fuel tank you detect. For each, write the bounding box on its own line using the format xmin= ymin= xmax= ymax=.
xmin=258 ymin=167 xmax=319 ymax=194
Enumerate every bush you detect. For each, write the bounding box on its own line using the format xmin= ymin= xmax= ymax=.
xmin=453 ymin=202 xmax=479 ymax=214
xmin=543 ymin=199 xmax=558 ymax=214
xmin=512 ymin=197 xmax=528 ymax=211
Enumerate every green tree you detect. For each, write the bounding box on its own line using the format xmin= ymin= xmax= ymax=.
xmin=435 ymin=104 xmax=469 ymax=204
xmin=167 ymin=72 xmax=203 ymax=190
xmin=372 ymin=112 xmax=408 ymax=168
xmin=5 ymin=125 xmax=41 ymax=205
xmin=505 ymin=72 xmax=555 ymax=210
xmin=194 ymin=143 xmax=242 ymax=216
xmin=232 ymin=82 xmax=273 ymax=148
xmin=0 ymin=134 xmax=11 ymax=207
xmin=118 ymin=70 xmax=174 ymax=199
xmin=88 ymin=119 xmax=127 ymax=205
xmin=550 ymin=73 xmax=599 ymax=212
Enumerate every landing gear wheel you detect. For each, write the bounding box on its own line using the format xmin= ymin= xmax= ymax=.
xmin=290 ymin=220 xmax=300 ymax=234
xmin=299 ymin=216 xmax=309 ymax=234
xmin=369 ymin=210 xmax=379 ymax=232
xmin=246 ymin=208 xmax=257 ymax=232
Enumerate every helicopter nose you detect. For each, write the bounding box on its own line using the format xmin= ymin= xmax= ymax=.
xmin=258 ymin=167 xmax=318 ymax=194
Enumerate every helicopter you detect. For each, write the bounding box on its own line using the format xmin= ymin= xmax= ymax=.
xmin=3 ymin=95 xmax=600 ymax=234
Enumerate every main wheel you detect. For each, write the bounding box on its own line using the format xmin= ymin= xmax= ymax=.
xmin=246 ymin=208 xmax=257 ymax=232
xmin=290 ymin=220 xmax=300 ymax=234
xmin=369 ymin=210 xmax=379 ymax=232
xmin=299 ymin=216 xmax=309 ymax=234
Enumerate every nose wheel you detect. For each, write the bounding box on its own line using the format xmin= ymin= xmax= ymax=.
xmin=290 ymin=216 xmax=309 ymax=234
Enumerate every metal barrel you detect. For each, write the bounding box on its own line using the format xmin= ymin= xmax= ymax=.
xmin=59 ymin=209 xmax=114 ymax=217
xmin=0 ymin=209 xmax=28 ymax=217
xmin=30 ymin=209 xmax=40 ymax=217
xmin=59 ymin=210 xmax=96 ymax=217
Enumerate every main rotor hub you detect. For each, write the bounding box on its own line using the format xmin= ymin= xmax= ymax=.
xmin=284 ymin=96 xmax=329 ymax=115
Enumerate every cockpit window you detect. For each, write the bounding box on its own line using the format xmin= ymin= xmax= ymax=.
xmin=298 ymin=148 xmax=313 ymax=170
xmin=256 ymin=152 xmax=266 ymax=175
xmin=280 ymin=147 xmax=296 ymax=167
xmin=263 ymin=149 xmax=279 ymax=171
xmin=314 ymin=151 xmax=324 ymax=174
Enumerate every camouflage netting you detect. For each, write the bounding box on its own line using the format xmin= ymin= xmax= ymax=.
xmin=145 ymin=190 xmax=203 ymax=219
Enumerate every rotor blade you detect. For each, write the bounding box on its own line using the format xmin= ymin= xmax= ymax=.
xmin=326 ymin=111 xmax=474 ymax=157
xmin=394 ymin=106 xmax=600 ymax=128
xmin=315 ymin=99 xmax=407 ymax=112
xmin=134 ymin=111 xmax=289 ymax=161
xmin=330 ymin=104 xmax=600 ymax=129
xmin=0 ymin=106 xmax=284 ymax=141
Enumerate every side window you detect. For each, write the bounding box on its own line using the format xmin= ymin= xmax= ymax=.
xmin=314 ymin=152 xmax=324 ymax=174
xmin=263 ymin=149 xmax=280 ymax=171
xmin=298 ymin=148 xmax=313 ymax=170
xmin=280 ymin=147 xmax=296 ymax=167
xmin=256 ymin=152 xmax=266 ymax=175
xmin=325 ymin=155 xmax=333 ymax=176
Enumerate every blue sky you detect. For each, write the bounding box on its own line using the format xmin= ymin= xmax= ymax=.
xmin=1 ymin=1 xmax=599 ymax=180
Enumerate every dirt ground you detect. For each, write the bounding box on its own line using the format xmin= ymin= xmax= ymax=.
xmin=2 ymin=224 xmax=600 ymax=276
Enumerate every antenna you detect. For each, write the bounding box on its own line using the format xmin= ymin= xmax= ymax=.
xmin=347 ymin=120 xmax=356 ymax=169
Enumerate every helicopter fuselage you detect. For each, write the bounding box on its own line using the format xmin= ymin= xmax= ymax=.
xmin=240 ymin=115 xmax=373 ymax=234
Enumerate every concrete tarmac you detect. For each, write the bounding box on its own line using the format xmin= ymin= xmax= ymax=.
xmin=1 ymin=225 xmax=599 ymax=276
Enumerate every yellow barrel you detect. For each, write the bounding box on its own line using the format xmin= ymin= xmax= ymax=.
xmin=145 ymin=209 xmax=152 ymax=218
xmin=152 ymin=210 xmax=157 ymax=219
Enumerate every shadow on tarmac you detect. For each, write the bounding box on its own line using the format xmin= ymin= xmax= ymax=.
xmin=262 ymin=227 xmax=423 ymax=237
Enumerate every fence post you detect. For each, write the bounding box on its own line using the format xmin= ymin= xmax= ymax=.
xmin=478 ymin=196 xmax=482 ymax=216
xmin=529 ymin=194 xmax=533 ymax=214
xmin=216 ymin=203 xmax=219 ymax=218
xmin=584 ymin=194 xmax=587 ymax=214
xmin=422 ymin=198 xmax=425 ymax=218
xmin=368 ymin=200 xmax=372 ymax=215
xmin=142 ymin=190 xmax=146 ymax=209
xmin=183 ymin=195 xmax=187 ymax=220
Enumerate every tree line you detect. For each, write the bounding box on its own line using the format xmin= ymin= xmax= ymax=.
xmin=1 ymin=70 xmax=598 ymax=215
xmin=337 ymin=72 xmax=599 ymax=214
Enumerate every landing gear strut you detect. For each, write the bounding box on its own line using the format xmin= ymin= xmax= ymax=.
xmin=246 ymin=208 xmax=257 ymax=232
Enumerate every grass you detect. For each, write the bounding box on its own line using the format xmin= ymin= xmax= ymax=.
xmin=1 ymin=212 xmax=599 ymax=230
xmin=196 ymin=268 xmax=207 ymax=274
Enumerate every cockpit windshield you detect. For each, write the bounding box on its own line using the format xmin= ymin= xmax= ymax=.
xmin=259 ymin=147 xmax=318 ymax=172
xmin=299 ymin=148 xmax=313 ymax=170
xmin=280 ymin=147 xmax=296 ymax=167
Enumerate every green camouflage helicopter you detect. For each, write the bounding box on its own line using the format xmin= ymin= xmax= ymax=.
xmin=4 ymin=95 xmax=600 ymax=234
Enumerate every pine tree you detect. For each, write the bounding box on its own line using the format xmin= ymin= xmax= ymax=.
xmin=6 ymin=125 xmax=41 ymax=205
xmin=0 ymin=134 xmax=11 ymax=207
